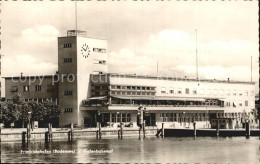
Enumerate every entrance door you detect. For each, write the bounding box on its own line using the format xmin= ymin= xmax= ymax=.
xmin=144 ymin=113 xmax=156 ymax=126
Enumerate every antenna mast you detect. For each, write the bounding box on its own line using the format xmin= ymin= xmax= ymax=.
xmin=75 ymin=0 xmax=78 ymax=35
xmin=196 ymin=29 xmax=198 ymax=79
xmin=251 ymin=56 xmax=252 ymax=82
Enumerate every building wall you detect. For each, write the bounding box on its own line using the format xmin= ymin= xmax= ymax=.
xmin=109 ymin=76 xmax=255 ymax=113
xmin=5 ymin=76 xmax=57 ymax=100
xmin=58 ymin=35 xmax=108 ymax=126
xmin=58 ymin=36 xmax=79 ymax=126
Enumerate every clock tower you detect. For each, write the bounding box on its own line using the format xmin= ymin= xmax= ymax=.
xmin=57 ymin=30 xmax=108 ymax=126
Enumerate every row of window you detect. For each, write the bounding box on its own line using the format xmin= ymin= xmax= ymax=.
xmin=93 ymin=48 xmax=106 ymax=53
xmin=226 ymin=100 xmax=252 ymax=107
xmin=111 ymin=91 xmax=155 ymax=96
xmin=23 ymin=98 xmax=57 ymax=104
xmin=62 ymin=43 xmax=107 ymax=53
xmin=11 ymin=85 xmax=53 ymax=92
xmin=111 ymin=113 xmax=131 ymax=122
xmin=159 ymin=113 xmax=208 ymax=122
xmin=111 ymin=85 xmax=156 ymax=91
xmin=64 ymin=108 xmax=73 ymax=113
xmin=161 ymin=87 xmax=254 ymax=96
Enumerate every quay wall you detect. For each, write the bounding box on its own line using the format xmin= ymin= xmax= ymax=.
xmin=1 ymin=128 xmax=157 ymax=142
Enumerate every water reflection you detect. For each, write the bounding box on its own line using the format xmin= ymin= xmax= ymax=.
xmin=1 ymin=137 xmax=259 ymax=163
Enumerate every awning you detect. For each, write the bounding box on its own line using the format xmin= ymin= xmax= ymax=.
xmin=88 ymin=96 xmax=107 ymax=100
xmin=111 ymin=95 xmax=205 ymax=101
xmin=111 ymin=95 xmax=155 ymax=100
xmin=218 ymin=98 xmax=226 ymax=101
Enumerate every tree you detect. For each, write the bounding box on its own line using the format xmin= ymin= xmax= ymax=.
xmin=1 ymin=101 xmax=21 ymax=127
xmin=42 ymin=100 xmax=62 ymax=127
xmin=1 ymin=93 xmax=62 ymax=128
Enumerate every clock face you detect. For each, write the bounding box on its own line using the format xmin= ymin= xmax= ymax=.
xmin=81 ymin=43 xmax=91 ymax=58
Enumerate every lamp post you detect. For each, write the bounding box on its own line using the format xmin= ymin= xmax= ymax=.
xmin=27 ymin=111 xmax=32 ymax=141
xmin=138 ymin=105 xmax=147 ymax=129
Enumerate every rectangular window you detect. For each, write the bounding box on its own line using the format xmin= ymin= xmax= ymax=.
xmin=207 ymin=89 xmax=211 ymax=95
xmin=239 ymin=101 xmax=242 ymax=107
xmin=126 ymin=113 xmax=131 ymax=122
xmin=169 ymin=88 xmax=174 ymax=94
xmin=220 ymin=90 xmax=224 ymax=95
xmin=116 ymin=86 xmax=121 ymax=90
xmin=137 ymin=86 xmax=141 ymax=90
xmin=111 ymin=113 xmax=116 ymax=122
xmin=227 ymin=90 xmax=230 ymax=96
xmin=64 ymin=108 xmax=73 ymax=113
xmin=98 ymin=60 xmax=106 ymax=64
xmin=95 ymin=86 xmax=101 ymax=90
xmin=23 ymin=86 xmax=29 ymax=92
xmin=141 ymin=92 xmax=145 ymax=95
xmin=122 ymin=113 xmax=126 ymax=122
xmin=233 ymin=90 xmax=236 ymax=96
xmin=245 ymin=100 xmax=248 ymax=106
xmin=244 ymin=91 xmax=248 ymax=96
xmin=213 ymin=89 xmax=218 ymax=95
xmin=161 ymin=87 xmax=166 ymax=94
xmin=178 ymin=88 xmax=182 ymax=94
xmin=127 ymin=92 xmax=131 ymax=95
xmin=93 ymin=48 xmax=106 ymax=53
xmin=127 ymin=86 xmax=131 ymax=90
xmin=11 ymin=86 xmax=18 ymax=92
xmin=63 ymin=43 xmax=72 ymax=48
xmin=142 ymin=87 xmax=146 ymax=90
xmin=64 ymin=91 xmax=73 ymax=95
xmin=146 ymin=87 xmax=151 ymax=90
xmin=63 ymin=58 xmax=72 ymax=63
xmin=185 ymin=88 xmax=189 ymax=94
xmin=238 ymin=90 xmax=242 ymax=96
xmin=111 ymin=91 xmax=116 ymax=95
xmin=193 ymin=89 xmax=197 ymax=95
xmin=116 ymin=113 xmax=120 ymax=122
xmin=200 ymin=89 xmax=204 ymax=95
xmin=132 ymin=86 xmax=136 ymax=90
xmin=35 ymin=85 xmax=41 ymax=91
xmin=160 ymin=113 xmax=164 ymax=122
xmin=122 ymin=92 xmax=126 ymax=95
xmin=132 ymin=92 xmax=136 ymax=95
xmin=95 ymin=92 xmax=100 ymax=96
xmin=251 ymin=90 xmax=254 ymax=96
xmin=111 ymin=86 xmax=115 ymax=89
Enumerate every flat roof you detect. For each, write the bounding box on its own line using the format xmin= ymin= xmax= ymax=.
xmin=92 ymin=73 xmax=255 ymax=85
xmin=3 ymin=75 xmax=56 ymax=80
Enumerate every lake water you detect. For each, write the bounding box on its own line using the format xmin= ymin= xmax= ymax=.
xmin=1 ymin=136 xmax=259 ymax=163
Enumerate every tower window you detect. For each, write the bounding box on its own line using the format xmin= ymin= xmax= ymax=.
xmin=64 ymin=108 xmax=73 ymax=113
xmin=64 ymin=58 xmax=72 ymax=63
xmin=63 ymin=43 xmax=72 ymax=48
xmin=64 ymin=91 xmax=73 ymax=95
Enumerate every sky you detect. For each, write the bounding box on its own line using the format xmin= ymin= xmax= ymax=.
xmin=1 ymin=1 xmax=259 ymax=91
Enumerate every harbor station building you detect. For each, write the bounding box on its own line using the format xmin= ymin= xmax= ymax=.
xmin=3 ymin=30 xmax=257 ymax=129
